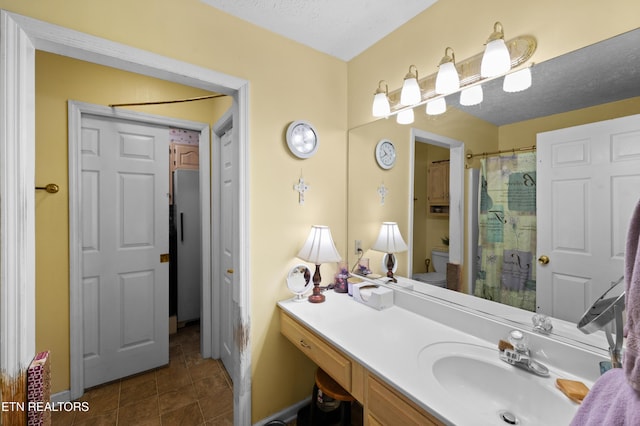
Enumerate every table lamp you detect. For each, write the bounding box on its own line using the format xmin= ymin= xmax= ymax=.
xmin=371 ymin=222 xmax=408 ymax=283
xmin=297 ymin=225 xmax=342 ymax=303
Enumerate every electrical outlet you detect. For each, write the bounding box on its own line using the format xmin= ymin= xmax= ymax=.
xmin=355 ymin=240 xmax=362 ymax=254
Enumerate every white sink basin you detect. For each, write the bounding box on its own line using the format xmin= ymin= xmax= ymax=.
xmin=417 ymin=342 xmax=580 ymax=425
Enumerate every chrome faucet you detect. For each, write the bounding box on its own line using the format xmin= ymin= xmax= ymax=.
xmin=499 ymin=330 xmax=550 ymax=377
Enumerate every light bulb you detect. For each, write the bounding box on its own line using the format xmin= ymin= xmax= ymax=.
xmin=426 ymin=98 xmax=446 ymax=115
xmin=396 ymin=108 xmax=414 ymax=124
xmin=400 ymin=77 xmax=421 ymax=105
xmin=372 ymin=92 xmax=391 ymax=117
xmin=503 ymin=67 xmax=532 ymax=92
xmin=435 ymin=48 xmax=460 ymax=95
xmin=400 ymin=65 xmax=421 ymax=105
xmin=435 ymin=62 xmax=460 ymax=95
xmin=481 ymin=39 xmax=511 ymax=77
xmin=459 ymin=85 xmax=483 ymax=106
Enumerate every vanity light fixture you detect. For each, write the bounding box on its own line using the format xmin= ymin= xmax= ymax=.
xmin=503 ymin=66 xmax=532 ymax=92
xmin=371 ymin=222 xmax=408 ymax=283
xmin=400 ymin=65 xmax=421 ymax=106
xmin=296 ymin=225 xmax=342 ymax=303
xmin=426 ymin=98 xmax=447 ymax=115
xmin=435 ymin=47 xmax=460 ymax=95
xmin=481 ymin=22 xmax=512 ymax=78
xmin=396 ymin=108 xmax=414 ymax=124
xmin=370 ymin=22 xmax=536 ymax=122
xmin=459 ymin=84 xmax=483 ymax=106
xmin=372 ymin=80 xmax=391 ymax=117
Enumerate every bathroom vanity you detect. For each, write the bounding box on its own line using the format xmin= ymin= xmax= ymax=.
xmin=278 ymin=280 xmax=610 ymax=425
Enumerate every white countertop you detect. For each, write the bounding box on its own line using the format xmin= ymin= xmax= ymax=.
xmin=278 ymin=288 xmax=602 ymax=425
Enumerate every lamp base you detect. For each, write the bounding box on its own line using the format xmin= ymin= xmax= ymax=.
xmin=308 ymin=292 xmax=326 ymax=303
xmin=308 ymin=264 xmax=325 ymax=303
xmin=386 ymin=252 xmax=397 ymax=283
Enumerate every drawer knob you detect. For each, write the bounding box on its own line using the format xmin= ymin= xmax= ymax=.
xmin=299 ymin=339 xmax=311 ymax=349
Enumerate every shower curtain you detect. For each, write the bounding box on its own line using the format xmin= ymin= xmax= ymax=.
xmin=474 ymin=151 xmax=536 ymax=311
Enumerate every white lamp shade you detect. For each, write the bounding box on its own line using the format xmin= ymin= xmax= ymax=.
xmin=481 ymin=39 xmax=511 ymax=77
xmin=435 ymin=61 xmax=460 ymax=95
xmin=460 ymin=85 xmax=483 ymax=106
xmin=426 ymin=98 xmax=446 ymax=116
xmin=371 ymin=222 xmax=408 ymax=253
xmin=297 ymin=225 xmax=342 ymax=265
xmin=503 ymin=67 xmax=532 ymax=92
xmin=396 ymin=108 xmax=414 ymax=125
xmin=400 ymin=77 xmax=421 ymax=106
xmin=372 ymin=92 xmax=391 ymax=117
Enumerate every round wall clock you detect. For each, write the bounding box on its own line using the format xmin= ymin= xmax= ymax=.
xmin=286 ymin=120 xmax=319 ymax=159
xmin=375 ymin=139 xmax=396 ymax=169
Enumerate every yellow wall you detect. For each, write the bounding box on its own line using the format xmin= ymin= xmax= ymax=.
xmin=499 ymin=97 xmax=640 ymax=150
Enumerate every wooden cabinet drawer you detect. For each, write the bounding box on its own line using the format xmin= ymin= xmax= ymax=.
xmin=280 ymin=311 xmax=351 ymax=391
xmin=366 ymin=374 xmax=442 ymax=426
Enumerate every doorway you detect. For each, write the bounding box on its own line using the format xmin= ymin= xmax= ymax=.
xmin=408 ymin=129 xmax=464 ymax=274
xmin=68 ymin=101 xmax=212 ymax=393
xmin=0 ymin=11 xmax=251 ymax=425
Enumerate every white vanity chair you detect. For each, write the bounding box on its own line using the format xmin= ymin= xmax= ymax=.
xmin=413 ymin=249 xmax=448 ymax=287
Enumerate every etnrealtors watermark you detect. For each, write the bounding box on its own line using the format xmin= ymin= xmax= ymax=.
xmin=1 ymin=401 xmax=90 ymax=413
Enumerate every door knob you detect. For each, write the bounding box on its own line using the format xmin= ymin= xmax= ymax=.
xmin=538 ymin=255 xmax=550 ymax=265
xmin=227 ymin=269 xmax=234 ymax=274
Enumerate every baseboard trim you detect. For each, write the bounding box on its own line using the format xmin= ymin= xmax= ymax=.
xmin=253 ymin=397 xmax=310 ymax=426
xmin=51 ymin=390 xmax=71 ymax=404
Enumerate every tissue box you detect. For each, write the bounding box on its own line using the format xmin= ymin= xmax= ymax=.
xmin=352 ymin=283 xmax=394 ymax=310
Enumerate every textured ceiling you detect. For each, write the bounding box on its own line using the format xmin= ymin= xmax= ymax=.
xmin=201 ymin=0 xmax=438 ymax=61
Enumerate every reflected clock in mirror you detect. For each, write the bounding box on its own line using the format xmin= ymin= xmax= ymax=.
xmin=375 ymin=139 xmax=396 ymax=169
xmin=286 ymin=264 xmax=312 ymax=301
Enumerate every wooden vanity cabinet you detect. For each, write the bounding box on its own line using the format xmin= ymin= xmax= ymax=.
xmin=366 ymin=373 xmax=441 ymax=426
xmin=279 ymin=310 xmax=443 ymax=426
xmin=280 ymin=310 xmax=353 ymax=392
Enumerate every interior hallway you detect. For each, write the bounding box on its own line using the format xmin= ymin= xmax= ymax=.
xmin=52 ymin=323 xmax=233 ymax=425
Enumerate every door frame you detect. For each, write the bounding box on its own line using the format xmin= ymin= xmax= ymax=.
xmin=68 ymin=101 xmax=211 ymax=397
xmin=408 ymin=128 xmax=465 ymax=272
xmin=0 ymin=10 xmax=252 ymax=425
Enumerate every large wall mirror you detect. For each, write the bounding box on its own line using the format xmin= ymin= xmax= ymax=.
xmin=347 ymin=28 xmax=640 ymax=348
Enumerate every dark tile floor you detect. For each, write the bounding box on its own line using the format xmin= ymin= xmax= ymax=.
xmin=52 ymin=323 xmax=233 ymax=425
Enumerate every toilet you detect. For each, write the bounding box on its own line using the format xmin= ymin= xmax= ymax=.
xmin=413 ymin=249 xmax=448 ymax=287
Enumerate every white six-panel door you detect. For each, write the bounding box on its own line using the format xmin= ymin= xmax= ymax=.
xmin=220 ymin=128 xmax=234 ymax=375
xmin=537 ymin=114 xmax=640 ymax=322
xmin=81 ymin=114 xmax=169 ymax=388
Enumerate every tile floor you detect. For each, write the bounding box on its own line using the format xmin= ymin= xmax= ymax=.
xmin=52 ymin=323 xmax=233 ymax=425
